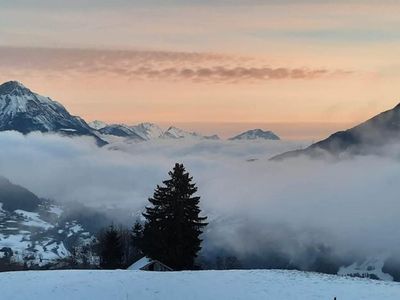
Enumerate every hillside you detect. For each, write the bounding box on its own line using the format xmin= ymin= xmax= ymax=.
xmin=272 ymin=103 xmax=400 ymax=160
xmin=0 ymin=176 xmax=97 ymax=268
xmin=0 ymin=269 xmax=398 ymax=300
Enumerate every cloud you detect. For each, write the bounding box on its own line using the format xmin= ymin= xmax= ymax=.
xmin=128 ymin=66 xmax=333 ymax=82
xmin=0 ymin=131 xmax=399 ymax=271
xmin=0 ymin=47 xmax=349 ymax=83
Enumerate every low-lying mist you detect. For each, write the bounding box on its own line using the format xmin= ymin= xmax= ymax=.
xmin=0 ymin=131 xmax=399 ymax=272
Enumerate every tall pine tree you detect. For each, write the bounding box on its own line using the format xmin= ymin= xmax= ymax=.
xmin=98 ymin=224 xmax=123 ymax=269
xmin=140 ymin=163 xmax=207 ymax=270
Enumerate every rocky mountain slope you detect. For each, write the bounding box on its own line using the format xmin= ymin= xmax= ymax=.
xmin=0 ymin=81 xmax=106 ymax=145
xmin=272 ymin=103 xmax=400 ymax=160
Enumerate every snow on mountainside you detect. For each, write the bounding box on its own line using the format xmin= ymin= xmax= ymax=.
xmin=0 ymin=269 xmax=399 ymax=300
xmin=338 ymin=255 xmax=393 ymax=281
xmin=98 ymin=124 xmax=145 ymax=141
xmin=162 ymin=126 xmax=220 ymax=140
xmin=229 ymin=129 xmax=280 ymax=141
xmin=93 ymin=121 xmax=220 ymax=141
xmin=0 ymin=176 xmax=96 ymax=268
xmin=88 ymin=120 xmax=108 ymax=130
xmin=0 ymin=81 xmax=283 ymax=145
xmin=162 ymin=126 xmax=200 ymax=139
xmin=0 ymin=81 xmax=106 ymax=145
xmin=94 ymin=122 xmax=164 ymax=141
xmin=130 ymin=122 xmax=164 ymax=140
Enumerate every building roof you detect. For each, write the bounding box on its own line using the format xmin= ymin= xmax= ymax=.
xmin=127 ymin=257 xmax=152 ymax=270
xmin=127 ymin=256 xmax=173 ymax=271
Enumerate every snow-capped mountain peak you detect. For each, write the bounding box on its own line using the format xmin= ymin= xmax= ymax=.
xmin=229 ymin=129 xmax=280 ymax=141
xmin=98 ymin=124 xmax=144 ymax=140
xmin=0 ymin=81 xmax=106 ymax=145
xmin=0 ymin=81 xmax=59 ymax=118
xmin=162 ymin=126 xmax=200 ymax=139
xmin=130 ymin=122 xmax=164 ymax=140
xmin=88 ymin=120 xmax=108 ymax=130
xmin=0 ymin=81 xmax=31 ymax=96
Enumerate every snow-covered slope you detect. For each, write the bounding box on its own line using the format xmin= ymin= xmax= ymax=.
xmin=0 ymin=81 xmax=106 ymax=145
xmin=92 ymin=122 xmax=164 ymax=141
xmin=338 ymin=255 xmax=393 ymax=281
xmin=0 ymin=269 xmax=398 ymax=300
xmin=98 ymin=124 xmax=145 ymax=141
xmin=229 ymin=129 xmax=280 ymax=141
xmin=162 ymin=126 xmax=199 ymax=139
xmin=0 ymin=176 xmax=95 ymax=267
xmin=130 ymin=122 xmax=164 ymax=140
xmin=88 ymin=120 xmax=108 ymax=130
xmin=162 ymin=126 xmax=220 ymax=140
xmin=98 ymin=123 xmax=220 ymax=141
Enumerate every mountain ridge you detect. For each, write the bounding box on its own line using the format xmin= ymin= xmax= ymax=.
xmin=0 ymin=81 xmax=107 ymax=146
xmin=0 ymin=81 xmax=278 ymax=144
xmin=271 ymin=103 xmax=400 ymax=160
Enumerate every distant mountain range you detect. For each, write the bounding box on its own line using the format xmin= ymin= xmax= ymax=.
xmin=90 ymin=121 xmax=223 ymax=141
xmin=272 ymin=103 xmax=400 ymax=160
xmin=0 ymin=81 xmax=280 ymax=144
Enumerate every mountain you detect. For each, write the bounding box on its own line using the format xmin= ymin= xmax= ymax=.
xmin=161 ymin=126 xmax=200 ymax=139
xmin=0 ymin=81 xmax=106 ymax=145
xmin=92 ymin=122 xmax=163 ymax=141
xmin=272 ymin=103 xmax=400 ymax=160
xmin=0 ymin=176 xmax=96 ymax=269
xmin=161 ymin=126 xmax=220 ymax=140
xmin=229 ymin=129 xmax=280 ymax=141
xmin=97 ymin=123 xmax=220 ymax=141
xmin=98 ymin=124 xmax=145 ymax=141
xmin=88 ymin=120 xmax=108 ymax=130
xmin=0 ymin=176 xmax=41 ymax=211
xmin=130 ymin=122 xmax=164 ymax=140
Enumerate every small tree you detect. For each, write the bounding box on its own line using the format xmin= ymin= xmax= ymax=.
xmin=140 ymin=163 xmax=207 ymax=270
xmin=131 ymin=221 xmax=143 ymax=250
xmin=98 ymin=224 xmax=123 ymax=269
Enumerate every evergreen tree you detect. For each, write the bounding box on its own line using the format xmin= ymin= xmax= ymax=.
xmin=131 ymin=221 xmax=144 ymax=252
xmin=130 ymin=221 xmax=145 ymax=262
xmin=98 ymin=224 xmax=123 ymax=269
xmin=140 ymin=163 xmax=207 ymax=270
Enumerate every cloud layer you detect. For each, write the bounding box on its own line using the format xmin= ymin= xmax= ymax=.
xmin=0 ymin=131 xmax=399 ymax=270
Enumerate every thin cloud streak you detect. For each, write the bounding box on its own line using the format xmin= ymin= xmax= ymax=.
xmin=0 ymin=47 xmax=350 ymax=83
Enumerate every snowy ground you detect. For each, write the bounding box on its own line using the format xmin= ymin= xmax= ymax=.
xmin=0 ymin=269 xmax=399 ymax=300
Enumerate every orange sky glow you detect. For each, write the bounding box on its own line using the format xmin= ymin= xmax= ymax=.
xmin=1 ymin=1 xmax=400 ymax=139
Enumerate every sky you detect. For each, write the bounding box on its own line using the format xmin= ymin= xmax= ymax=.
xmin=1 ymin=0 xmax=400 ymax=139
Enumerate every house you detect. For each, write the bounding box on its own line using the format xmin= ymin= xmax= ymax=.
xmin=127 ymin=257 xmax=173 ymax=271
